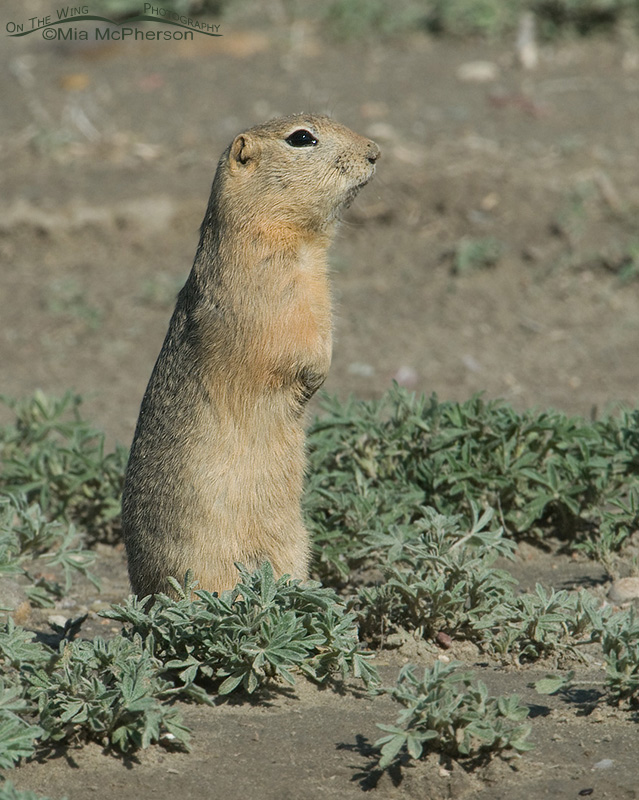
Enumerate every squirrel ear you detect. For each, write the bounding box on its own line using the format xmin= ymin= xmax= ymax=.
xmin=229 ymin=134 xmax=258 ymax=168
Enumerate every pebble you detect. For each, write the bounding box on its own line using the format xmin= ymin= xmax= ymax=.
xmin=607 ymin=577 xmax=639 ymax=604
xmin=365 ymin=121 xmax=396 ymax=142
xmin=462 ymin=354 xmax=482 ymax=373
xmin=392 ymin=365 xmax=418 ymax=388
xmin=348 ymin=362 xmax=375 ymax=378
xmin=456 ymin=60 xmax=499 ymax=83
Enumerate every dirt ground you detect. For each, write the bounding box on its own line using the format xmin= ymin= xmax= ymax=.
xmin=2 ymin=1 xmax=639 ymax=797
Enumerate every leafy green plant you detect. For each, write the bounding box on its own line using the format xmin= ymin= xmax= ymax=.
xmin=0 ymin=619 xmax=50 ymax=673
xmin=531 ymin=0 xmax=630 ymax=37
xmin=0 ymin=682 xmax=43 ymax=770
xmin=355 ymin=506 xmax=517 ymax=645
xmin=600 ymin=610 xmax=639 ymax=707
xmin=535 ymin=608 xmax=639 ymax=709
xmin=375 ymin=661 xmax=533 ymax=770
xmin=453 ymin=236 xmax=503 ymax=274
xmin=0 ymin=494 xmax=98 ymax=607
xmin=0 ymin=782 xmax=65 ymax=800
xmin=322 ymin=0 xmax=427 ymax=38
xmin=426 ymin=0 xmax=523 ymax=37
xmin=25 ymin=636 xmax=190 ymax=753
xmin=484 ymin=584 xmax=605 ymax=663
xmin=0 ymin=391 xmax=126 ymax=542
xmin=354 ymin=507 xmax=605 ymax=662
xmin=319 ymin=0 xmax=638 ymax=39
xmin=104 ymin=562 xmax=379 ymax=696
xmin=306 ymin=388 xmax=639 ymax=582
xmin=2 ymin=385 xmax=639 ymax=782
xmin=0 ymin=618 xmax=189 ymax=756
xmin=0 ymin=564 xmax=378 ymax=769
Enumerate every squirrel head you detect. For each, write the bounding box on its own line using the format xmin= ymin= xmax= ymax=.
xmin=213 ymin=114 xmax=379 ymax=237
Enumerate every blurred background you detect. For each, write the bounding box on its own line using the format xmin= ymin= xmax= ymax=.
xmin=2 ymin=0 xmax=639 ymax=446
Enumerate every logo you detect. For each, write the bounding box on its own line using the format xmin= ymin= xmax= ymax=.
xmin=6 ymin=4 xmax=222 ymax=41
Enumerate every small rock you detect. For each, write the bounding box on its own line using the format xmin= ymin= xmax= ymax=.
xmin=480 ymin=192 xmax=500 ymax=211
xmin=393 ymin=365 xmax=418 ymax=388
xmin=366 ymin=121 xmax=396 ymax=142
xmin=60 ymin=73 xmax=91 ymax=91
xmin=360 ymin=101 xmax=388 ymax=119
xmin=607 ymin=577 xmax=639 ymax=604
xmin=462 ymin=354 xmax=482 ymax=373
xmin=593 ymin=758 xmax=614 ymax=770
xmin=348 ymin=362 xmax=375 ymax=378
xmin=456 ymin=61 xmax=499 ymax=83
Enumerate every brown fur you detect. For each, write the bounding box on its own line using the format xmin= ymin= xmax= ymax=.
xmin=121 ymin=114 xmax=379 ymax=597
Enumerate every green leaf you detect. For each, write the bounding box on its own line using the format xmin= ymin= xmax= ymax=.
xmin=534 ymin=673 xmax=574 ymax=695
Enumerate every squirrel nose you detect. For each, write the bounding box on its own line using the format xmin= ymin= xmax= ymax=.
xmin=367 ymin=141 xmax=381 ymax=164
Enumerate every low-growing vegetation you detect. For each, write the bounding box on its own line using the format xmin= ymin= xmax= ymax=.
xmin=1 ymin=387 xmax=639 ymax=793
xmin=0 ymin=566 xmax=377 ymax=768
xmin=96 ymin=0 xmax=639 ymax=41
xmin=375 ymin=661 xmax=533 ymax=770
xmin=0 ymin=783 xmax=62 ymax=800
xmin=0 ymin=391 xmax=126 ymax=542
xmin=104 ymin=563 xmax=379 ymax=697
xmin=305 ymin=387 xmax=639 ymax=581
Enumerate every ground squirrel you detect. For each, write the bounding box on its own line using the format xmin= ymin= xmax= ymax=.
xmin=122 ymin=114 xmax=379 ymax=597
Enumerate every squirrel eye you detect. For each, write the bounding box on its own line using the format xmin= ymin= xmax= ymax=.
xmin=285 ymin=129 xmax=318 ymax=147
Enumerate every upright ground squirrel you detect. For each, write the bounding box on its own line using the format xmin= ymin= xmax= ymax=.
xmin=122 ymin=114 xmax=379 ymax=596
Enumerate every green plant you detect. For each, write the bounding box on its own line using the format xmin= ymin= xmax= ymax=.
xmin=0 ymin=391 xmax=127 ymax=542
xmin=322 ymin=0 xmax=427 ymax=38
xmin=483 ymin=584 xmax=605 ymax=662
xmin=321 ymin=0 xmax=639 ymax=39
xmin=0 ymin=564 xmax=377 ymax=765
xmin=353 ymin=507 xmax=606 ymax=661
xmin=535 ymin=608 xmax=639 ymax=708
xmin=0 ymin=782 xmax=65 ymax=800
xmin=375 ymin=661 xmax=533 ymax=769
xmin=0 ymin=495 xmax=98 ymax=607
xmin=2 ymin=385 xmax=639 ymax=782
xmin=453 ymin=236 xmax=504 ymax=274
xmin=600 ymin=610 xmax=639 ymax=707
xmin=0 ymin=617 xmax=189 ymax=756
xmin=531 ymin=0 xmax=631 ymax=37
xmin=25 ymin=636 xmax=190 ymax=753
xmin=0 ymin=619 xmax=50 ymax=672
xmin=427 ymin=0 xmax=523 ymax=36
xmin=104 ymin=562 xmax=379 ymax=696
xmin=0 ymin=682 xmax=43 ymax=770
xmin=355 ymin=506 xmax=518 ymax=645
xmin=306 ymin=388 xmax=639 ymax=582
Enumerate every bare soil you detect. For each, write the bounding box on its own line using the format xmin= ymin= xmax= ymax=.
xmin=2 ymin=3 xmax=639 ymax=798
